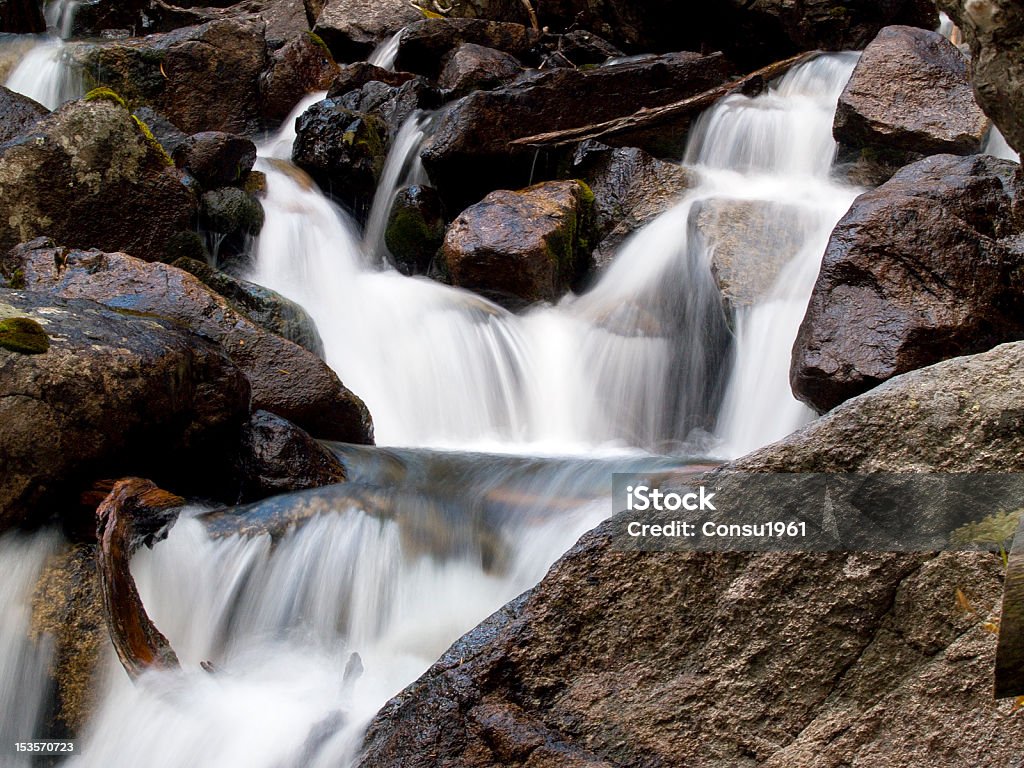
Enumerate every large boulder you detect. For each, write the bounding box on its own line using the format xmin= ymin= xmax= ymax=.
xmin=0 ymin=290 xmax=249 ymax=533
xmin=259 ymin=32 xmax=339 ymax=124
xmin=420 ymin=52 xmax=728 ymax=210
xmin=438 ymin=42 xmax=522 ymax=98
xmin=791 ymin=153 xmax=1024 ymax=414
xmin=834 ymin=26 xmax=989 ymax=172
xmin=936 ymin=0 xmax=1024 ymax=157
xmin=439 ymin=180 xmax=593 ymax=309
xmin=70 ymin=18 xmax=268 ymax=134
xmin=395 ymin=18 xmax=538 ymax=79
xmin=357 ymin=341 xmax=1024 ymax=768
xmin=0 ymin=98 xmax=197 ymax=263
xmin=312 ymin=0 xmax=419 ymax=62
xmin=3 ymin=241 xmax=374 ymax=444
xmin=172 ymin=131 xmax=257 ymax=188
xmin=0 ymin=86 xmax=47 ymax=144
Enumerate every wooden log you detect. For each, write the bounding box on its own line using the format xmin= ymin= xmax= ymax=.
xmin=95 ymin=478 xmax=184 ymax=681
xmin=995 ymin=514 xmax=1024 ymax=698
xmin=509 ymin=51 xmax=821 ymax=150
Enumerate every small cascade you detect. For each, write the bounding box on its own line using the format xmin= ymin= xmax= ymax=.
xmin=4 ymin=38 xmax=83 ymax=108
xmin=983 ymin=126 xmax=1020 ymax=162
xmin=367 ymin=31 xmax=401 ymax=71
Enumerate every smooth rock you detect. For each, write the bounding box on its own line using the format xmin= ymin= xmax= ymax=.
xmin=440 ymin=180 xmax=593 ymax=308
xmin=0 ymin=85 xmax=47 ymax=144
xmin=312 ymin=0 xmax=419 ymax=62
xmin=438 ymin=43 xmax=521 ymax=98
xmin=792 ymin=153 xmax=1024 ymax=414
xmin=172 ymin=131 xmax=257 ymax=188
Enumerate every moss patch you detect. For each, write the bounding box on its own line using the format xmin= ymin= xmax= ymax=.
xmin=305 ymin=31 xmax=332 ymax=58
xmin=0 ymin=316 xmax=50 ymax=354
xmin=83 ymin=86 xmax=127 ymax=108
xmin=131 ymin=115 xmax=173 ymax=167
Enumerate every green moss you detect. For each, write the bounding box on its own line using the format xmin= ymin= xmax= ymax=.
xmin=304 ymin=31 xmax=333 ymax=58
xmin=131 ymin=114 xmax=174 ymax=167
xmin=83 ymin=86 xmax=127 ymax=107
xmin=7 ymin=268 xmax=25 ymax=290
xmin=0 ymin=316 xmax=50 ymax=354
xmin=951 ymin=508 xmax=1021 ymax=550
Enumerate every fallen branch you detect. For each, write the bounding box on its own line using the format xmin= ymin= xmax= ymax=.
xmin=95 ymin=478 xmax=184 ymax=681
xmin=509 ymin=50 xmax=821 ymax=150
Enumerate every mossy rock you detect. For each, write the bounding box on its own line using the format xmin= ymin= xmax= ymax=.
xmin=83 ymin=86 xmax=127 ymax=108
xmin=0 ymin=316 xmax=50 ymax=354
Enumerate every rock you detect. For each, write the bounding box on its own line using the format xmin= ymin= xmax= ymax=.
xmin=199 ymin=187 xmax=265 ymax=236
xmin=0 ymin=316 xmax=49 ymax=354
xmin=357 ymin=341 xmax=1024 ymax=768
xmin=172 ymin=131 xmax=257 ymax=188
xmin=292 ymin=99 xmax=389 ymax=219
xmin=421 ymin=52 xmax=728 ymax=211
xmin=540 ymin=29 xmax=624 ymax=68
xmin=0 ymin=98 xmax=197 ymax=263
xmin=0 ymin=86 xmax=47 ymax=144
xmin=385 ymin=185 xmax=446 ymax=275
xmin=573 ymin=142 xmax=695 ymax=270
xmin=238 ymin=410 xmax=346 ymax=501
xmin=791 ymin=154 xmax=1024 ymax=414
xmin=326 ymin=62 xmax=416 ymax=99
xmin=312 ymin=0 xmax=419 ymax=62
xmin=936 ymin=0 xmax=1024 ymax=156
xmin=260 ymin=32 xmax=339 ymax=124
xmin=172 ymin=256 xmax=325 ymax=356
xmin=439 ymin=180 xmax=594 ymax=308
xmin=132 ymin=107 xmax=189 ymax=157
xmin=69 ymin=0 xmax=149 ymax=38
xmin=438 ymin=43 xmax=521 ymax=98
xmin=833 ymin=26 xmax=989 ymax=167
xmin=0 ymin=0 xmax=45 ymax=33
xmin=70 ymin=18 xmax=268 ymax=134
xmin=3 ymin=241 xmax=374 ymax=444
xmin=0 ymin=290 xmax=249 ymax=533
xmin=396 ymin=18 xmax=538 ymax=80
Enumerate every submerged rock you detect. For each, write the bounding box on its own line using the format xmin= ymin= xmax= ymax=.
xmin=438 ymin=43 xmax=521 ymax=98
xmin=0 ymin=86 xmax=47 ymax=144
xmin=792 ymin=153 xmax=1024 ymax=414
xmin=172 ymin=131 xmax=257 ymax=188
xmin=357 ymin=341 xmax=1024 ymax=768
xmin=385 ymin=185 xmax=446 ymax=276
xmin=440 ymin=180 xmax=594 ymax=309
xmin=834 ymin=26 xmax=988 ymax=180
xmin=312 ymin=0 xmax=419 ymax=62
xmin=260 ymin=32 xmax=339 ymax=125
xmin=0 ymin=98 xmax=196 ymax=262
xmin=4 ymin=241 xmax=373 ymax=444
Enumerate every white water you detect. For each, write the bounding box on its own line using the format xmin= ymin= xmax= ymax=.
xmin=4 ymin=38 xmax=82 ymax=109
xmin=367 ymin=32 xmax=401 ymax=71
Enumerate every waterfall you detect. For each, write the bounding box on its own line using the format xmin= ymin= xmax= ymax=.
xmin=367 ymin=32 xmax=401 ymax=71
xmin=4 ymin=38 xmax=83 ymax=109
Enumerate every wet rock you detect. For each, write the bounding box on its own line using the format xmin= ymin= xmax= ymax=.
xmin=538 ymin=29 xmax=624 ymax=68
xmin=132 ymin=107 xmax=188 ymax=157
xmin=312 ymin=0 xmax=419 ymax=62
xmin=71 ymin=18 xmax=268 ymax=134
xmin=792 ymin=153 xmax=1024 ymax=414
xmin=937 ymin=0 xmax=1024 ymax=156
xmin=199 ymin=187 xmax=265 ymax=237
xmin=292 ymin=99 xmax=388 ymax=219
xmin=239 ymin=410 xmax=346 ymax=501
xmin=4 ymin=241 xmax=374 ymax=444
xmin=395 ymin=18 xmax=538 ymax=80
xmin=172 ymin=131 xmax=257 ymax=188
xmin=385 ymin=185 xmax=446 ymax=275
xmin=421 ymin=51 xmax=728 ymax=211
xmin=69 ymin=0 xmax=149 ymax=38
xmin=358 ymin=341 xmax=1024 ymax=768
xmin=0 ymin=99 xmax=196 ymax=263
xmin=573 ymin=142 xmax=695 ymax=270
xmin=260 ymin=32 xmax=339 ymax=124
xmin=440 ymin=180 xmax=594 ymax=308
xmin=0 ymin=290 xmax=249 ymax=533
xmin=0 ymin=86 xmax=47 ymax=144
xmin=833 ymin=26 xmax=989 ymax=170
xmin=326 ymin=62 xmax=416 ymax=99
xmin=0 ymin=0 xmax=45 ymax=33
xmin=172 ymin=256 xmax=325 ymax=356
xmin=438 ymin=43 xmax=521 ymax=98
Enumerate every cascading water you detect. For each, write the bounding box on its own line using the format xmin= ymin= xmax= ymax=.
xmin=2 ymin=0 xmax=83 ymax=108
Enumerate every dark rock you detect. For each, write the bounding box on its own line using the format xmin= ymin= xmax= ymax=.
xmin=172 ymin=256 xmax=325 ymax=356
xmin=438 ymin=43 xmax=521 ymax=98
xmin=395 ymin=18 xmax=538 ymax=80
xmin=69 ymin=0 xmax=149 ymax=38
xmin=573 ymin=142 xmax=695 ymax=270
xmin=834 ymin=26 xmax=988 ymax=167
xmin=199 ymin=187 xmax=265 ymax=235
xmin=326 ymin=62 xmax=416 ymax=99
xmin=0 ymin=0 xmax=45 ymax=33
xmin=260 ymin=32 xmax=339 ymax=125
xmin=792 ymin=153 xmax=1024 ymax=414
xmin=0 ymin=316 xmax=49 ymax=354
xmin=385 ymin=185 xmax=446 ymax=275
xmin=70 ymin=18 xmax=268 ymax=134
xmin=0 ymin=99 xmax=196 ymax=263
xmin=538 ymin=29 xmax=624 ymax=68
xmin=238 ymin=410 xmax=346 ymax=501
xmin=0 ymin=290 xmax=249 ymax=533
xmin=172 ymin=131 xmax=257 ymax=188
xmin=0 ymin=86 xmax=47 ymax=145
xmin=292 ymin=99 xmax=388 ymax=220
xmin=421 ymin=51 xmax=728 ymax=211
xmin=329 ymin=76 xmax=441 ymax=141
xmin=3 ymin=242 xmax=374 ymax=444
xmin=312 ymin=0 xmax=419 ymax=62
xmin=439 ymin=180 xmax=593 ymax=308
xmin=132 ymin=107 xmax=188 ymax=157
xmin=357 ymin=341 xmax=1024 ymax=768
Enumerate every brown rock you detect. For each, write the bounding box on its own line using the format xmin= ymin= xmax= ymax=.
xmin=260 ymin=32 xmax=339 ymax=124
xmin=326 ymin=62 xmax=417 ymax=98
xmin=396 ymin=18 xmax=537 ymax=80
xmin=438 ymin=43 xmax=521 ymax=98
xmin=440 ymin=180 xmax=593 ymax=308
xmin=172 ymin=131 xmax=257 ymax=188
xmin=0 ymin=85 xmax=47 ymax=144
xmin=312 ymin=0 xmax=419 ymax=62
xmin=791 ymin=153 xmax=1024 ymax=414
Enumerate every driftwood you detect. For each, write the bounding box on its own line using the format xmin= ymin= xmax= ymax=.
xmin=509 ymin=51 xmax=821 ymax=150
xmin=95 ymin=478 xmax=184 ymax=681
xmin=996 ymin=514 xmax=1024 ymax=697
